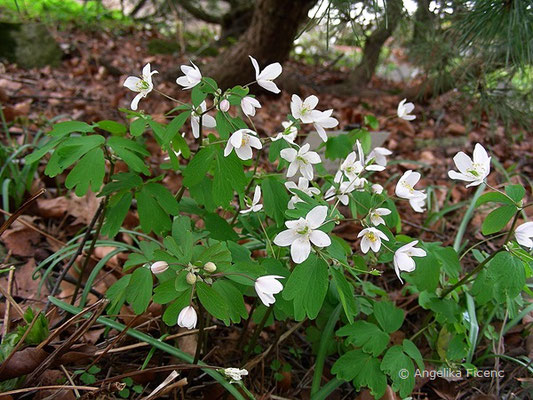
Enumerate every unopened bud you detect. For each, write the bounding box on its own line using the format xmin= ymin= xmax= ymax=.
xmin=219 ymin=99 xmax=230 ymax=112
xmin=186 ymin=272 xmax=197 ymax=285
xmin=150 ymin=261 xmax=169 ymax=274
xmin=371 ymin=184 xmax=384 ymax=194
xmin=204 ymin=262 xmax=217 ymax=273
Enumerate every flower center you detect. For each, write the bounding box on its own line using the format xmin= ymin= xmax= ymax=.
xmin=401 ymin=181 xmax=415 ymax=193
xmin=467 ymin=163 xmax=485 ymax=178
xmin=297 ymin=225 xmax=310 ymax=236
xmin=136 ymin=80 xmax=150 ymax=91
xmin=241 ymin=134 xmax=250 ymax=147
xmin=366 ymin=232 xmax=377 ymax=242
xmin=296 ymin=155 xmax=308 ymax=165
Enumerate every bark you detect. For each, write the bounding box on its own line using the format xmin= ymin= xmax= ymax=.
xmin=207 ymin=0 xmax=317 ymax=89
xmin=350 ymin=0 xmax=404 ymax=86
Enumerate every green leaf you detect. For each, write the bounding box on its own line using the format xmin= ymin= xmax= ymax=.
xmin=191 ymin=85 xmax=207 ymax=107
xmin=162 ymin=290 xmax=191 ymax=326
xmin=25 ymin=136 xmax=66 ymax=164
xmin=136 ymin=183 xmax=179 ymax=236
xmin=204 ymin=213 xmax=239 ymax=241
xmin=212 ymin=280 xmax=248 ymax=323
xmin=65 ymin=147 xmax=105 ymax=196
xmin=407 ymin=250 xmax=440 ymax=292
xmin=337 ymin=321 xmax=389 ymax=356
xmin=381 ymin=345 xmax=415 ymax=398
xmin=476 ymin=191 xmax=515 ymax=207
xmin=331 ymin=268 xmax=357 ymax=323
xmin=261 ymin=177 xmax=289 ymax=226
xmin=183 ymin=147 xmax=215 ymax=187
xmin=153 ymin=278 xmax=180 ymax=304
xmin=163 ymin=111 xmax=191 ymax=145
xmin=107 ymin=136 xmax=150 ymax=175
xmin=373 ymin=301 xmax=404 ymax=333
xmin=331 ymin=349 xmax=387 ymax=399
xmin=402 ymin=339 xmax=425 ymax=371
xmin=487 ymin=251 xmax=526 ymax=301
xmin=45 ymin=135 xmax=105 ymax=177
xmin=325 ymin=134 xmax=353 ymax=160
xmin=213 ymin=149 xmax=246 ymax=206
xmin=96 ymin=120 xmax=127 ymax=135
xmin=99 ymin=172 xmax=142 ymax=196
xmin=196 ymin=281 xmax=230 ymax=324
xmin=101 ymin=192 xmax=132 ymax=238
xmin=481 ymin=205 xmax=516 ymax=235
xmin=130 ymin=118 xmax=147 ymax=137
xmin=282 ymin=255 xmax=328 ymax=320
xmin=505 ymin=184 xmax=525 ymax=203
xmin=106 ymin=275 xmax=131 ymax=316
xmin=125 ymin=267 xmax=153 ymax=315
xmin=48 ymin=121 xmax=94 ymax=137
xmin=364 ymin=115 xmax=379 ymax=130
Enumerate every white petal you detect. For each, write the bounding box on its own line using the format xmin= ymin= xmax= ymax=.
xmin=248 ymin=135 xmax=263 ymax=149
xmin=306 ymin=205 xmax=328 ymax=228
xmin=453 ymin=152 xmax=473 ymax=174
xmin=258 ymin=62 xmax=282 ymax=80
xmin=274 ymin=229 xmax=298 ymax=246
xmin=258 ymin=80 xmax=281 ymax=94
xmin=224 ymin=141 xmax=234 ymax=157
xmin=287 ymin=161 xmax=299 ymax=178
xmin=291 ymin=237 xmax=311 ymax=264
xmin=130 ymin=92 xmax=144 ymax=111
xmin=124 ymin=76 xmax=141 ymax=91
xmin=280 ymin=148 xmax=297 ymax=162
xmin=202 ymin=114 xmax=216 ymax=128
xmin=235 ymin=145 xmax=253 ymax=160
xmin=249 ymin=55 xmax=260 ymax=78
xmin=360 ymin=237 xmax=370 ymax=254
xmin=310 ymin=230 xmax=331 ymax=247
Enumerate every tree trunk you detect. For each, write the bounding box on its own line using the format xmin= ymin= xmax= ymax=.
xmin=350 ymin=0 xmax=403 ymax=86
xmin=208 ymin=0 xmax=317 ymax=89
xmin=411 ymin=0 xmax=434 ymax=45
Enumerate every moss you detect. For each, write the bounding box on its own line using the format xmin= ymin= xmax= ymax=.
xmin=0 ymin=22 xmax=62 ymax=68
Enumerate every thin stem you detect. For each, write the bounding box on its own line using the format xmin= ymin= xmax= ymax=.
xmin=192 ymin=303 xmax=205 ymax=365
xmin=154 ymin=89 xmax=187 ymax=106
xmin=440 ymin=249 xmax=502 ymax=298
xmin=242 ymin=307 xmax=273 ymax=364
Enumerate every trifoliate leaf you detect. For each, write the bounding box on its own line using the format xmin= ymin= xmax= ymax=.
xmin=65 ymin=147 xmax=105 ymax=196
xmin=337 ymin=321 xmax=389 ymax=356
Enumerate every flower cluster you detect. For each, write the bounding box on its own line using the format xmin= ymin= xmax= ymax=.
xmin=124 ymin=56 xmax=533 ymax=334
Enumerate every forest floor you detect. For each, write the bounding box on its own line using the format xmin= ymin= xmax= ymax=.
xmin=0 ymin=25 xmax=532 ymax=400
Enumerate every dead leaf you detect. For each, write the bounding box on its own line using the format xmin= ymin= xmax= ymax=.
xmin=1 ymin=219 xmax=41 ymax=256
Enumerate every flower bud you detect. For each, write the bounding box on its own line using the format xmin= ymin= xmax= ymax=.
xmin=186 ymin=272 xmax=197 ymax=285
xmin=219 ymin=99 xmax=230 ymax=112
xmin=203 ymin=261 xmax=217 ymax=273
xmin=150 ymin=261 xmax=168 ymax=274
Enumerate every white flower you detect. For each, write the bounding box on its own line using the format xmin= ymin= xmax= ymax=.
xmin=254 ymin=275 xmax=284 ymax=306
xmin=325 ymin=179 xmax=359 ymax=205
xmin=241 ymin=186 xmax=263 ymax=214
xmin=515 ymin=222 xmax=533 ymax=249
xmin=358 ymin=227 xmax=389 ymax=254
xmin=285 ymin=177 xmax=320 ymax=209
xmin=273 ymin=205 xmax=331 ymax=264
xmin=176 ymin=61 xmax=202 ymax=89
xmin=280 ymin=143 xmax=321 ymax=180
xmin=395 ymin=170 xmax=426 ymax=213
xmin=369 ymin=208 xmax=391 ymax=226
xmin=249 ymin=55 xmax=282 ymax=94
xmin=393 ymin=240 xmax=426 ymax=283
xmin=241 ymin=96 xmax=261 ymax=117
xmin=395 ymin=170 xmax=425 ymax=200
xmin=291 ymin=94 xmax=319 ymax=123
xmin=223 ymin=368 xmax=249 ymax=383
xmin=224 ymin=129 xmax=262 ymax=160
xmin=368 ymin=147 xmax=392 ymax=167
xmin=335 ymin=151 xmax=364 ymax=182
xmin=448 ymin=143 xmax=491 ymax=188
xmin=272 ymin=121 xmax=298 ymax=144
xmin=372 ymin=184 xmax=384 ymax=194
xmin=219 ymin=99 xmax=230 ymax=112
xmin=177 ymin=306 xmax=197 ymax=329
xmin=191 ymin=101 xmax=216 ymax=139
xmin=409 ymin=195 xmax=427 ymax=213
xmin=150 ymin=261 xmax=168 ymax=274
xmin=397 ymin=98 xmax=415 ymax=121
xmin=123 ymin=63 xmax=158 ymax=111
xmin=311 ymin=109 xmax=339 ymax=142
